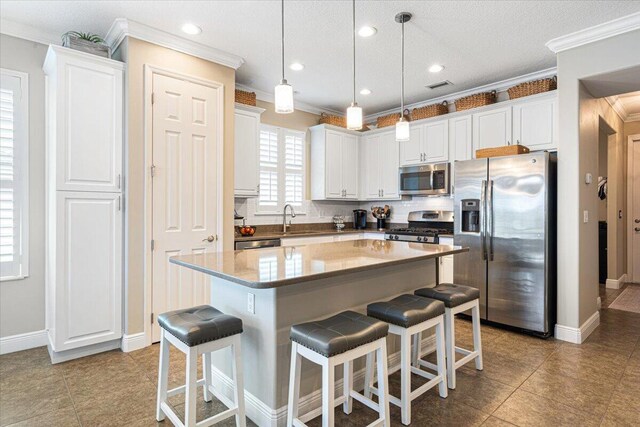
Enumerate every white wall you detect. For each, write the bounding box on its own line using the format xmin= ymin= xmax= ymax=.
xmin=556 ymin=29 xmax=640 ymax=330
xmin=0 ymin=35 xmax=48 ymax=338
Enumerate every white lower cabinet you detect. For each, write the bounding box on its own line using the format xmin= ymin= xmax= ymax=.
xmin=48 ymin=192 xmax=123 ymax=352
xmin=438 ymin=237 xmax=454 ymax=283
xmin=363 ymin=232 xmax=386 ymax=241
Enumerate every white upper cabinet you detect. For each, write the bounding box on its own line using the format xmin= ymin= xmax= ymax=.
xmin=43 ymin=46 xmax=124 ymax=193
xmin=472 ymin=106 xmax=513 ymax=152
xmin=310 ymin=125 xmax=359 ymax=200
xmin=512 ymin=95 xmax=558 ymax=151
xmin=234 ymin=104 xmax=265 ymax=197
xmin=360 ymin=131 xmax=399 ymax=200
xmin=449 ymin=115 xmax=473 ymax=162
xmin=399 ymin=118 xmax=448 ymax=166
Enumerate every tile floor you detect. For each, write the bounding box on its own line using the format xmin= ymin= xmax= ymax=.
xmin=0 ymin=284 xmax=638 ymax=426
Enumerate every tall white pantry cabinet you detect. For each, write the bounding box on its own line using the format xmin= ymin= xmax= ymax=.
xmin=44 ymin=46 xmax=124 ymax=359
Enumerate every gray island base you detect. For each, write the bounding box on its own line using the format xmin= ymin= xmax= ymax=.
xmin=170 ymin=239 xmax=468 ymax=426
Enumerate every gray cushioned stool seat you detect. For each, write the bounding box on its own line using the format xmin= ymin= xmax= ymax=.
xmin=290 ymin=311 xmax=388 ymax=358
xmin=414 ymin=283 xmax=480 ymax=308
xmin=158 ymin=305 xmax=243 ymax=347
xmin=367 ymin=294 xmax=445 ymax=328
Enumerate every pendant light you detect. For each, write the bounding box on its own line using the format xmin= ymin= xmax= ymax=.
xmin=346 ymin=0 xmax=363 ymax=130
xmin=275 ymin=0 xmax=294 ymax=114
xmin=395 ymin=12 xmax=412 ymax=141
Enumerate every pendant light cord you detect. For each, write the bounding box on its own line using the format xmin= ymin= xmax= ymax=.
xmin=352 ymin=0 xmax=356 ymax=104
xmin=401 ymin=18 xmax=405 ymax=115
xmin=281 ymin=0 xmax=285 ymax=82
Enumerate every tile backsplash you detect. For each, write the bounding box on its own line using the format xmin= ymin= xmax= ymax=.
xmin=235 ymin=196 xmax=454 ymax=226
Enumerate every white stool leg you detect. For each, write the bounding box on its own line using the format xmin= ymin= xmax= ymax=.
xmin=185 ymin=347 xmax=198 ymax=427
xmin=203 ymin=352 xmax=213 ymax=402
xmin=471 ymin=300 xmax=483 ymax=370
xmin=343 ymin=360 xmax=353 ymax=414
xmin=400 ymin=329 xmax=412 ymax=425
xmin=435 ymin=318 xmax=448 ymax=398
xmin=411 ymin=332 xmax=421 ymax=367
xmin=156 ymin=330 xmax=170 ymax=421
xmin=363 ymin=352 xmax=374 ymax=399
xmin=287 ymin=342 xmax=301 ymax=427
xmin=321 ymin=357 xmax=335 ymax=427
xmin=376 ymin=339 xmax=391 ymax=427
xmin=444 ymin=308 xmax=456 ymax=389
xmin=231 ymin=335 xmax=247 ymax=427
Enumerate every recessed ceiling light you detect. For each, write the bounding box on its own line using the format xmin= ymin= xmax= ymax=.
xmin=429 ymin=64 xmax=445 ymax=73
xmin=360 ymin=88 xmax=371 ymax=95
xmin=358 ymin=26 xmax=377 ymax=37
xmin=181 ymin=23 xmax=202 ymax=35
xmin=289 ymin=62 xmax=305 ymax=71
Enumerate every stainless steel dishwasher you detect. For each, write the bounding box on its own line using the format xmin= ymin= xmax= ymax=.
xmin=235 ymin=238 xmax=281 ymax=250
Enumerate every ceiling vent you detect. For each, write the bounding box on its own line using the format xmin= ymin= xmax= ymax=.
xmin=426 ymin=80 xmax=453 ymax=90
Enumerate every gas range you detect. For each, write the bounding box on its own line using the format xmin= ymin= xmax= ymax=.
xmin=385 ymin=211 xmax=453 ymax=243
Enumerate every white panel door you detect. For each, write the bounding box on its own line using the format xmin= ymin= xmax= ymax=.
xmin=55 ymin=192 xmax=122 ymax=350
xmin=151 ymin=73 xmax=220 ymax=342
xmin=380 ymin=131 xmax=400 ymax=199
xmin=400 ymin=125 xmax=423 ymax=166
xmin=512 ymin=97 xmax=558 ymax=151
xmin=58 ymin=58 xmax=123 ymax=192
xmin=472 ymin=106 xmax=512 ymax=152
xmin=361 ymin=135 xmax=381 ymax=199
xmin=324 ymin=131 xmax=343 ymax=198
xmin=342 ymin=134 xmax=359 ymax=198
xmin=632 ymin=136 xmax=640 ymax=283
xmin=424 ymin=119 xmax=449 ymax=162
xmin=234 ymin=109 xmax=260 ymax=196
xmin=450 ymin=115 xmax=473 ymax=162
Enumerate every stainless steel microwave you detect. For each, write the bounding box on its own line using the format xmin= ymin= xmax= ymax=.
xmin=399 ymin=163 xmax=450 ymax=196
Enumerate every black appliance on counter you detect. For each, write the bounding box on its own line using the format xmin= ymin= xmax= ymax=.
xmin=353 ymin=209 xmax=367 ymax=229
xmin=385 ymin=211 xmax=453 ymax=243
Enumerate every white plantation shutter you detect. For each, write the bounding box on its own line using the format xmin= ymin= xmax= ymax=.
xmin=257 ymin=125 xmax=306 ymax=213
xmin=1 ymin=69 xmax=29 ymax=280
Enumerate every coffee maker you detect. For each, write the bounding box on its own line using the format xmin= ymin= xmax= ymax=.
xmin=353 ymin=209 xmax=367 ymax=230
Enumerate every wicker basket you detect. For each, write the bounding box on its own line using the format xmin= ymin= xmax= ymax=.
xmin=455 ymin=90 xmax=496 ymax=111
xmin=319 ymin=112 xmax=347 ymax=128
xmin=235 ymin=89 xmax=257 ymax=106
xmin=412 ymin=101 xmax=449 ymax=120
xmin=476 ymin=144 xmax=530 ymax=159
xmin=508 ymin=76 xmax=557 ymax=100
xmin=377 ymin=109 xmax=410 ymax=128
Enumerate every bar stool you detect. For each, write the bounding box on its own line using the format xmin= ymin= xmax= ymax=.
xmin=414 ymin=284 xmax=483 ymax=389
xmin=287 ymin=311 xmax=391 ymax=427
xmin=156 ymin=305 xmax=246 ymax=427
xmin=364 ymin=294 xmax=448 ymax=425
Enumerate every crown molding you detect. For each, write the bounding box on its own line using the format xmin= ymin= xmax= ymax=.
xmin=606 ymin=95 xmax=640 ymax=122
xmin=546 ymin=12 xmax=640 ymax=54
xmin=363 ymin=67 xmax=557 ymax=122
xmin=105 ymin=18 xmax=245 ymax=70
xmin=0 ymin=18 xmax=60 ymax=46
xmin=235 ymin=83 xmax=343 ymax=116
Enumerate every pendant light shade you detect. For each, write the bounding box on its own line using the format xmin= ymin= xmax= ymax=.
xmin=346 ymin=0 xmax=363 ymax=130
xmin=347 ymin=102 xmax=363 ymax=130
xmin=275 ymin=0 xmax=294 ymax=114
xmin=275 ymin=79 xmax=294 ymax=114
xmin=395 ymin=12 xmax=412 ymax=141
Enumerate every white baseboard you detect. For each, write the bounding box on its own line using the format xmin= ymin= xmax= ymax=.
xmin=0 ymin=329 xmax=48 ymax=355
xmin=606 ymin=273 xmax=627 ymax=289
xmin=47 ymin=336 xmax=122 ymax=364
xmin=209 ymin=336 xmax=437 ymax=427
xmin=121 ymin=332 xmax=147 ymax=352
xmin=554 ymin=310 xmax=600 ymax=344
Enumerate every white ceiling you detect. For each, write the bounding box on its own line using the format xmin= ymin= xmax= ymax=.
xmin=2 ymin=1 xmax=640 ymax=115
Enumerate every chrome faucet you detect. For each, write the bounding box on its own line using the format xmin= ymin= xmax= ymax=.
xmin=283 ymin=204 xmax=297 ymax=232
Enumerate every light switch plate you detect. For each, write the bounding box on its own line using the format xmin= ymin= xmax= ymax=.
xmin=583 ymin=210 xmax=589 ymax=223
xmin=247 ymin=293 xmax=255 ymax=314
xmin=585 ymin=173 xmax=593 ymax=184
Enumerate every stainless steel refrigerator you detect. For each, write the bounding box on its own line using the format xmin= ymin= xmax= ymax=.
xmin=454 ymin=151 xmax=556 ymax=336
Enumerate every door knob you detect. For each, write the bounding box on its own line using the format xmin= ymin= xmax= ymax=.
xmin=635 ymin=219 xmax=640 ymax=223
xmin=635 ymin=228 xmax=640 ymax=232
xmin=202 ymin=235 xmax=216 ymax=242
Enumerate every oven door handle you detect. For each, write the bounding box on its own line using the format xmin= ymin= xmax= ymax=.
xmin=430 ymin=171 xmax=434 ymax=190
xmin=480 ymin=179 xmax=487 ymax=261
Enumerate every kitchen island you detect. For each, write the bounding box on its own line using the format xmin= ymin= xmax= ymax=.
xmin=170 ymin=239 xmax=467 ymax=426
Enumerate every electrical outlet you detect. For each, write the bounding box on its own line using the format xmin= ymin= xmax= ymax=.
xmin=583 ymin=210 xmax=589 ymax=223
xmin=247 ymin=293 xmax=255 ymax=314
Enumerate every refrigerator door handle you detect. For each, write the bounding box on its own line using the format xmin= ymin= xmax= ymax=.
xmin=481 ymin=179 xmax=487 ymax=261
xmin=488 ymin=180 xmax=494 ymax=261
